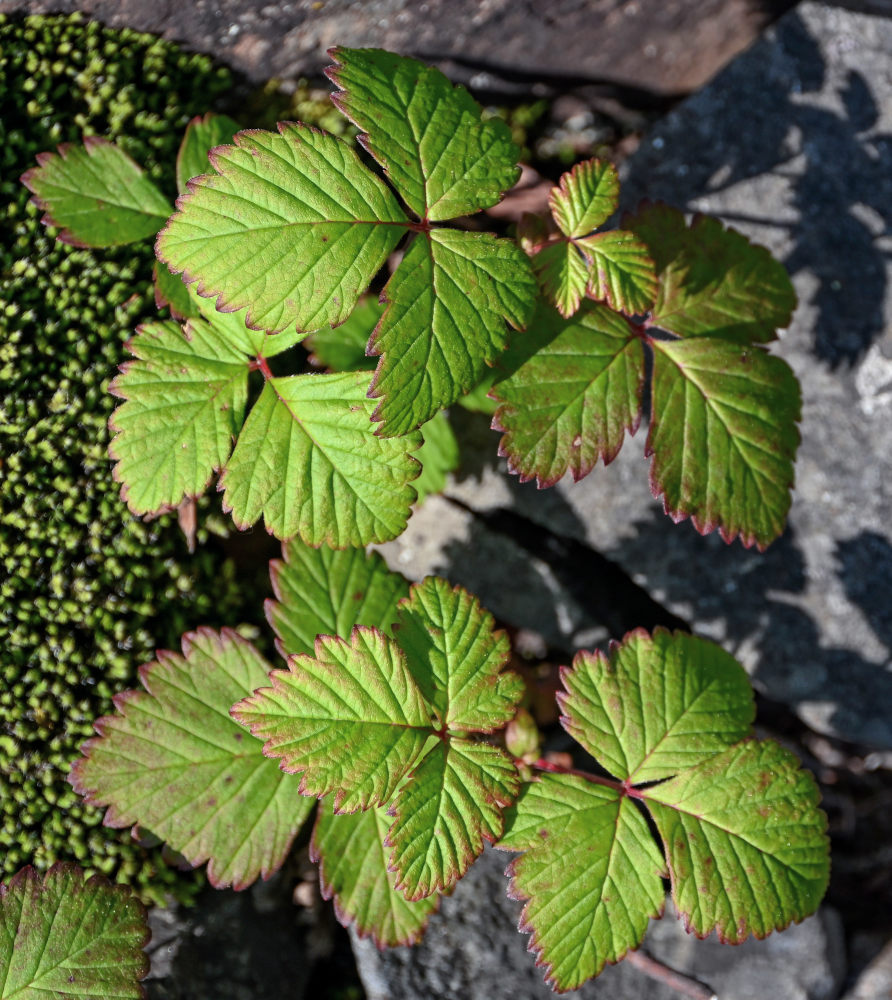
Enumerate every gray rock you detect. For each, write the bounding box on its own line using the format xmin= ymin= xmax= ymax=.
xmin=842 ymin=938 xmax=892 ymax=999
xmin=443 ymin=1 xmax=892 ymax=749
xmin=352 ymin=847 xmax=846 ymax=1000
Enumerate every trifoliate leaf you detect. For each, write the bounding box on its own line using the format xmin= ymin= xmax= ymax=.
xmin=413 ymin=412 xmax=460 ymax=503
xmin=267 ymin=540 xmax=409 ymax=658
xmin=531 ymin=239 xmax=589 ymax=318
xmin=559 ymin=627 xmax=755 ymax=784
xmin=231 ymin=628 xmax=434 ymax=813
xmin=21 ymin=137 xmax=171 ymax=248
xmin=395 ymin=576 xmax=518 ymax=730
xmin=499 ymin=774 xmax=665 ymax=991
xmin=109 ymin=319 xmax=249 ymax=514
xmin=312 ymin=800 xmax=439 ymax=946
xmin=234 ymin=577 xmax=523 ymax=898
xmin=305 ymin=298 xmax=383 ymax=372
xmin=648 ymin=336 xmax=801 ymax=549
xmin=388 ymin=739 xmax=520 ymax=899
xmin=327 ymin=47 xmax=521 ymax=222
xmin=578 ymin=230 xmax=657 ymax=315
xmin=492 ymin=301 xmax=644 ymax=487
xmin=549 ymin=158 xmax=619 ymax=238
xmin=501 ymin=628 xmax=830 ymax=992
xmin=0 ymin=865 xmax=148 ymax=1000
xmin=158 ymin=122 xmax=409 ymax=334
xmin=370 ymin=228 xmax=537 ymax=435
xmin=154 ymin=260 xmax=199 ymax=320
xmin=221 ymin=371 xmax=422 ymax=546
xmin=645 ymin=739 xmax=830 ymax=942
xmin=626 ymin=202 xmax=796 ymax=343
xmin=71 ymin=629 xmax=313 ymax=890
xmin=176 ymin=112 xmax=240 ymax=193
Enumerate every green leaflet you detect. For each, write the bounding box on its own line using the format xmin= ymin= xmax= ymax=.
xmin=559 ymin=627 xmax=755 ymax=783
xmin=579 ymin=230 xmax=659 ymax=315
xmin=305 ymin=298 xmax=383 ymax=372
xmin=21 ymin=137 xmax=171 ymax=247
xmin=499 ymin=774 xmax=665 ymax=991
xmin=154 ymin=259 xmax=199 ymax=320
xmin=649 ymin=336 xmax=801 ymax=549
xmin=233 ymin=578 xmax=523 ymax=898
xmin=327 ymin=47 xmax=520 ymax=222
xmin=549 ymin=158 xmax=619 ymax=238
xmin=185 ymin=283 xmax=307 ymax=357
xmin=110 ymin=319 xmax=249 ymax=514
xmin=176 ymin=112 xmax=240 ymax=193
xmin=70 ymin=629 xmax=313 ymax=890
xmin=499 ymin=629 xmax=829 ymax=992
xmin=221 ymin=372 xmax=422 ymax=546
xmin=492 ymin=301 xmax=644 ymax=486
xmin=158 ymin=122 xmax=409 ymax=334
xmin=0 ymin=865 xmax=148 ymax=999
xmin=267 ymin=541 xmax=409 ymax=658
xmin=646 ymin=740 xmax=830 ymax=942
xmin=531 ymin=240 xmax=589 ymax=318
xmin=312 ymin=799 xmax=439 ymax=947
xmin=371 ymin=228 xmax=537 ymax=435
xmin=626 ymin=202 xmax=796 ymax=343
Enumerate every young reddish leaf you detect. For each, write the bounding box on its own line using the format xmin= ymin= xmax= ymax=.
xmin=387 ymin=739 xmax=520 ymax=900
xmin=549 ymin=158 xmax=619 ymax=238
xmin=395 ymin=576 xmax=519 ymax=731
xmin=157 ymin=123 xmax=409 ymax=334
xmin=304 ymin=298 xmax=383 ymax=372
xmin=578 ymin=229 xmax=657 ymax=315
xmin=626 ymin=202 xmax=796 ymax=343
xmin=312 ymin=799 xmax=439 ymax=947
xmin=231 ymin=628 xmax=434 ymax=814
xmin=413 ymin=411 xmax=460 ymax=503
xmin=21 ymin=137 xmax=171 ymax=248
xmin=267 ymin=540 xmax=409 ymax=659
xmin=176 ymin=112 xmax=240 ymax=194
xmin=648 ymin=336 xmax=801 ymax=549
xmin=110 ymin=319 xmax=250 ymax=515
xmin=498 ymin=774 xmax=665 ymax=991
xmin=70 ymin=629 xmax=313 ymax=890
xmin=559 ymin=627 xmax=755 ymax=784
xmin=531 ymin=239 xmax=589 ymax=318
xmin=327 ymin=47 xmax=520 ymax=222
xmin=0 ymin=865 xmax=148 ymax=999
xmin=492 ymin=301 xmax=644 ymax=487
xmin=644 ymin=739 xmax=830 ymax=942
xmin=220 ymin=372 xmax=422 ymax=546
xmin=369 ymin=228 xmax=537 ymax=436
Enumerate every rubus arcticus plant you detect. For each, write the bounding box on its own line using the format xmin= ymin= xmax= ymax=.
xmin=8 ymin=46 xmax=826 ymax=999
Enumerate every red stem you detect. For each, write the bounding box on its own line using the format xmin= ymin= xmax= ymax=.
xmin=530 ymin=758 xmax=624 ymax=793
xmin=625 ymin=950 xmax=717 ymax=1000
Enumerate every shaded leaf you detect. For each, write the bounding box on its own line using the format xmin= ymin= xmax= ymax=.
xmin=645 ymin=739 xmax=830 ymax=942
xmin=626 ymin=202 xmax=796 ymax=343
xmin=0 ymin=865 xmax=149 ymax=1000
xmin=312 ymin=800 xmax=439 ymax=946
xmin=413 ymin=412 xmax=460 ymax=503
xmin=158 ymin=122 xmax=409 ymax=334
xmin=176 ymin=112 xmax=240 ymax=193
xmin=370 ymin=228 xmax=537 ymax=435
xmin=154 ymin=259 xmax=200 ymax=320
xmin=267 ymin=541 xmax=409 ymax=658
xmin=21 ymin=137 xmax=170 ymax=248
xmin=327 ymin=47 xmax=520 ymax=222
xmin=492 ymin=301 xmax=644 ymax=487
xmin=305 ymin=298 xmax=382 ymax=372
xmin=70 ymin=629 xmax=313 ymax=890
xmin=109 ymin=319 xmax=249 ymax=514
xmin=186 ymin=284 xmax=306 ymax=358
xmin=549 ymin=158 xmax=618 ymax=238
xmin=499 ymin=774 xmax=665 ymax=991
xmin=221 ymin=372 xmax=422 ymax=546
xmin=648 ymin=336 xmax=801 ymax=549
xmin=531 ymin=239 xmax=589 ymax=318
xmin=579 ymin=229 xmax=657 ymax=315
xmin=231 ymin=627 xmax=434 ymax=814
xmin=388 ymin=739 xmax=520 ymax=899
xmin=559 ymin=627 xmax=755 ymax=784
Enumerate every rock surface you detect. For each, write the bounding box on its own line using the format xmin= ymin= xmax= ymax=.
xmin=352 ymin=847 xmax=846 ymax=1000
xmin=842 ymin=939 xmax=892 ymax=999
xmin=438 ymin=1 xmax=892 ymax=750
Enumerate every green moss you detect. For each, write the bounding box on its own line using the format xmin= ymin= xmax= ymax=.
xmin=0 ymin=12 xmax=259 ymax=905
